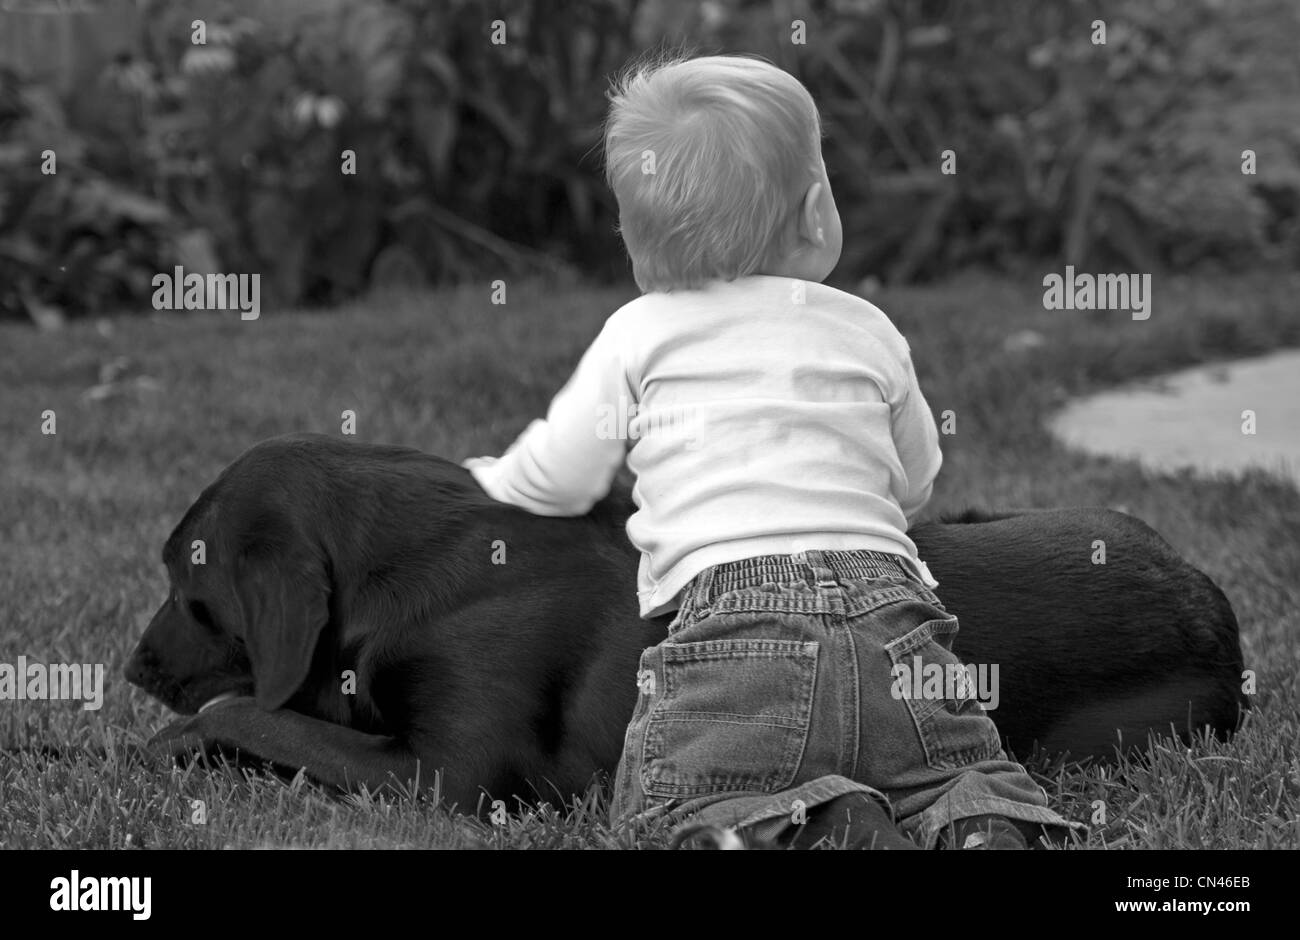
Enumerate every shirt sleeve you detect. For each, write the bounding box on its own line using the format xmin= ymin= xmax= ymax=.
xmin=463 ymin=315 xmax=632 ymax=516
xmin=891 ymin=350 xmax=943 ymax=523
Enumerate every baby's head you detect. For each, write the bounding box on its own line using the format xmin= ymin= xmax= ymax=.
xmin=604 ymin=54 xmax=842 ymax=293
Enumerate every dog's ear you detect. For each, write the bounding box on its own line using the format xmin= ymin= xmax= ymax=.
xmin=233 ymin=545 xmax=331 ymax=711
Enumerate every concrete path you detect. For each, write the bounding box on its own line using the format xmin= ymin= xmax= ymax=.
xmin=1049 ymin=349 xmax=1300 ymax=486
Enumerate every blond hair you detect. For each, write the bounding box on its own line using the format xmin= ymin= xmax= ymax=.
xmin=604 ymin=54 xmax=823 ymax=293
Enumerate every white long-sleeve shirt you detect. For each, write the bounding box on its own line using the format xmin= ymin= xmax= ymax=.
xmin=466 ymin=275 xmax=943 ymax=618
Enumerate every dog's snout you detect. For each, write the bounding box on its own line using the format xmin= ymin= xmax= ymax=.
xmin=124 ymin=646 xmax=155 ymax=687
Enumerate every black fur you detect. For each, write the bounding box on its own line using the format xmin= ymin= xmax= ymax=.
xmin=126 ymin=433 xmax=1249 ymax=809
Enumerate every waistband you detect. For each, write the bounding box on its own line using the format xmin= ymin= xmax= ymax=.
xmin=689 ymin=548 xmax=915 ymax=605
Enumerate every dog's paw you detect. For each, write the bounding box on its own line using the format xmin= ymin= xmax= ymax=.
xmin=146 ymin=696 xmax=257 ymax=767
xmin=146 ymin=717 xmax=209 ymax=767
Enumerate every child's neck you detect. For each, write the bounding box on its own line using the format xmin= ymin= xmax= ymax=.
xmin=757 ymin=252 xmax=834 ymax=283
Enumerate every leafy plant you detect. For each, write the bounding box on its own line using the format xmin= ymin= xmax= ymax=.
xmin=0 ymin=65 xmax=174 ymax=323
xmin=2 ymin=0 xmax=1296 ymax=320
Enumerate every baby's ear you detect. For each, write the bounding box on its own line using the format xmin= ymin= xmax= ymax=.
xmin=799 ymin=181 xmax=827 ymax=246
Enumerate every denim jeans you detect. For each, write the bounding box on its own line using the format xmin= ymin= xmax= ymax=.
xmin=610 ymin=549 xmax=1080 ymax=848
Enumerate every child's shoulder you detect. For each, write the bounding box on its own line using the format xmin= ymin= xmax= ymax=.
xmin=805 ymin=279 xmax=894 ymax=316
xmin=607 ymin=277 xmax=911 ymax=357
xmin=601 ymin=285 xmax=716 ymax=340
xmin=606 ymin=289 xmax=665 ymax=323
xmin=803 ymin=280 xmax=911 ymax=350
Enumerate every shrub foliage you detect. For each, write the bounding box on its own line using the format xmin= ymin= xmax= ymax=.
xmin=0 ymin=0 xmax=1296 ymax=319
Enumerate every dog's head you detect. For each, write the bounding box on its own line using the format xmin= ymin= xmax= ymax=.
xmin=124 ymin=437 xmax=334 ymax=714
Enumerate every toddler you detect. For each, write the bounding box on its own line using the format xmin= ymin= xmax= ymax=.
xmin=465 ymin=54 xmax=1077 ymax=849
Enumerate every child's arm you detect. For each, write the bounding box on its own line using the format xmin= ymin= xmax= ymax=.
xmin=464 ymin=318 xmax=631 ymax=516
xmin=891 ymin=352 xmax=943 ymax=523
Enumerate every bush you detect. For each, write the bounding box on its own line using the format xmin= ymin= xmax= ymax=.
xmin=133 ymin=0 xmax=632 ymax=307
xmin=1 ymin=0 xmax=1296 ymax=320
xmin=0 ymin=65 xmax=175 ymax=323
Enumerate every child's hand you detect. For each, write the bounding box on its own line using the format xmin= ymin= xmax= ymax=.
xmin=461 ymin=456 xmax=498 ymax=471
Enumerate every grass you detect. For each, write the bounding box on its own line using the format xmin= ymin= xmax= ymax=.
xmin=1 ymin=270 xmax=1298 ymax=849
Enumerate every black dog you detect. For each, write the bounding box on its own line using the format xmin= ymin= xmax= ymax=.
xmin=126 ymin=434 xmax=1248 ymax=812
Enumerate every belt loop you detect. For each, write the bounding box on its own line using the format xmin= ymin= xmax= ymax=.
xmin=696 ymin=562 xmax=717 ymax=607
xmin=675 ymin=564 xmax=717 ymax=633
xmin=795 ymin=548 xmax=838 ymax=588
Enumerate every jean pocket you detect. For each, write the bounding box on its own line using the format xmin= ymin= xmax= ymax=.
xmin=640 ymin=638 xmax=819 ymax=799
xmin=884 ymin=616 xmax=1002 ymax=771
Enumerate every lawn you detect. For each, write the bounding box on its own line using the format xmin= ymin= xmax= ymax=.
xmin=1 ymin=270 xmax=1298 ymax=849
